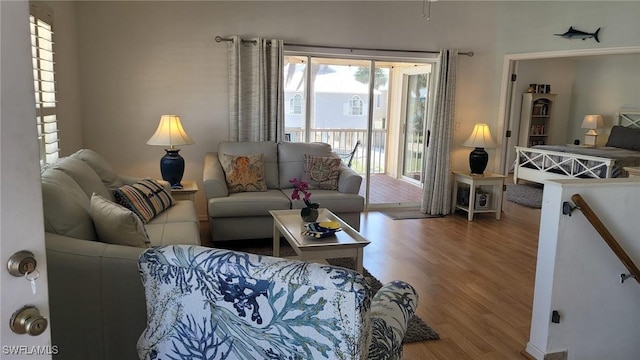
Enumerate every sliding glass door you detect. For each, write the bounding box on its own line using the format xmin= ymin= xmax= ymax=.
xmin=284 ymin=54 xmax=434 ymax=208
xmin=401 ymin=67 xmax=431 ymax=185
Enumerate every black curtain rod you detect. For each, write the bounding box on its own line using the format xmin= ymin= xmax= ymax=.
xmin=214 ymin=36 xmax=474 ymax=57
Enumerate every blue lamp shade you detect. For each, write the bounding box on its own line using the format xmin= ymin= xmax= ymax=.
xmin=146 ymin=115 xmax=194 ymax=189
xmin=462 ymin=123 xmax=497 ymax=175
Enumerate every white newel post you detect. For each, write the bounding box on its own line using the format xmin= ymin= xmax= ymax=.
xmin=527 ymin=179 xmax=640 ymax=360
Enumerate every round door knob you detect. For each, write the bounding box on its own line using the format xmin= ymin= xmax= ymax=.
xmin=10 ymin=305 xmax=48 ymax=336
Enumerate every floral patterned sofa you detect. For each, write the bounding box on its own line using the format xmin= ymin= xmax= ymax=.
xmin=137 ymin=245 xmax=418 ymax=360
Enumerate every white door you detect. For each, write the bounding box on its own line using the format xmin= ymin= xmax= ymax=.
xmin=1 ymin=1 xmax=52 ymax=358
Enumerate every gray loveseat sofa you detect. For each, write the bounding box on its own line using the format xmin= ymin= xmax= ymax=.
xmin=203 ymin=141 xmax=364 ymax=241
xmin=42 ymin=149 xmax=200 ymax=360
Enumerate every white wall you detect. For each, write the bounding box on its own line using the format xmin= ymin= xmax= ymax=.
xmin=44 ymin=1 xmax=640 ymax=216
xmin=71 ymin=0 xmax=498 ymax=217
xmin=568 ymin=53 xmax=640 ymax=145
xmin=528 ymin=179 xmax=640 ymax=360
xmin=515 ymin=58 xmax=576 ymax=146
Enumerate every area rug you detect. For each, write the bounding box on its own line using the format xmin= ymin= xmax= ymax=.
xmin=214 ymin=239 xmax=440 ymax=343
xmin=381 ymin=208 xmax=445 ymax=220
xmin=506 ymin=183 xmax=543 ymax=208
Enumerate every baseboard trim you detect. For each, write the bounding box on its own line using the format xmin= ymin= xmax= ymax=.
xmin=524 ymin=343 xmax=567 ymax=360
xmin=525 ymin=343 xmax=545 ymax=360
xmin=544 ymin=351 xmax=568 ymax=360
xmin=521 ymin=349 xmax=536 ymax=360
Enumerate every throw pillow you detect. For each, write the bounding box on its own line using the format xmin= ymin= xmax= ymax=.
xmin=606 ymin=126 xmax=640 ymax=151
xmin=90 ymin=193 xmax=149 ymax=248
xmin=302 ymin=154 xmax=341 ymax=190
xmin=221 ymin=153 xmax=268 ymax=193
xmin=113 ymin=179 xmax=175 ymax=223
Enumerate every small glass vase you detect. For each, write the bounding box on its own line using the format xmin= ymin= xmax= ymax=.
xmin=301 ymin=207 xmax=319 ymax=223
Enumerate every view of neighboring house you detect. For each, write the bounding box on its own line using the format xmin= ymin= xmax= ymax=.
xmin=284 ymin=64 xmax=387 ymax=135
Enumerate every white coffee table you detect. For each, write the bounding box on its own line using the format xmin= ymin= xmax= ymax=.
xmin=269 ymin=208 xmax=370 ymax=273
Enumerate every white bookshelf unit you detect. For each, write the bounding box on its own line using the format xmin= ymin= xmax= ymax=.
xmin=519 ymin=93 xmax=556 ymax=147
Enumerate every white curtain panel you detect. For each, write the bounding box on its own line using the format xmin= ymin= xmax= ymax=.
xmin=228 ymin=36 xmax=284 ymax=142
xmin=421 ymin=49 xmax=458 ymax=215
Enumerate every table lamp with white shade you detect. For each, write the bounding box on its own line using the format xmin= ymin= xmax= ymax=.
xmin=146 ymin=115 xmax=194 ymax=189
xmin=582 ymin=114 xmax=604 ymax=146
xmin=463 ymin=123 xmax=497 ymax=175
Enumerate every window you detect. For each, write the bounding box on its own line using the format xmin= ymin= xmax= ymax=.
xmin=30 ymin=4 xmax=59 ymax=167
xmin=289 ymin=93 xmax=303 ymax=114
xmin=346 ymin=95 xmax=364 ymax=116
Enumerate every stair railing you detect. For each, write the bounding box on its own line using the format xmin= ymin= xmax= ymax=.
xmin=563 ymin=193 xmax=640 ymax=284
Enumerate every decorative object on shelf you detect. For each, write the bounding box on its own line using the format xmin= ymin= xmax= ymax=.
xmin=301 ymin=221 xmax=342 ymax=238
xmin=527 ymin=84 xmax=552 ymax=94
xmin=582 ymin=114 xmax=604 ymax=146
xmin=146 ymin=115 xmax=195 ymax=189
xmin=554 ymin=26 xmax=601 ymax=43
xmin=474 ymin=189 xmax=490 ymax=210
xmin=463 ymin=123 xmax=497 ymax=175
xmin=290 ymin=178 xmax=319 ymax=222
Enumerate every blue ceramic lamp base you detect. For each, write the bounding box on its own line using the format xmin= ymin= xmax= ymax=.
xmin=469 ymin=147 xmax=488 ymax=175
xmin=160 ymin=149 xmax=185 ymax=189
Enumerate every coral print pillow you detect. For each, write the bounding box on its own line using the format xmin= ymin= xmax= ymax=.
xmin=302 ymin=154 xmax=341 ymax=190
xmin=221 ymin=153 xmax=268 ymax=193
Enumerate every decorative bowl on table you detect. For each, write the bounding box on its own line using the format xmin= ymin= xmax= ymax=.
xmin=301 ymin=221 xmax=342 ymax=238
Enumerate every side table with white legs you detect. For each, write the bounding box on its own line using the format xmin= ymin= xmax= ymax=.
xmin=451 ymin=171 xmax=506 ymax=221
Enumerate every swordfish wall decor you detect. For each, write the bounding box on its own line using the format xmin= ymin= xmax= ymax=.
xmin=554 ymin=26 xmax=601 ymax=43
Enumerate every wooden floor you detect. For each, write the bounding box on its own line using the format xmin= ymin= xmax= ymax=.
xmin=200 ymin=200 xmax=541 ymax=359
xmin=362 ymin=201 xmax=541 ymax=359
xmin=360 ymin=173 xmax=423 ymax=205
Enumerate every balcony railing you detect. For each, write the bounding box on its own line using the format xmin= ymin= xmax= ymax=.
xmin=285 ymin=128 xmax=425 ymax=179
xmin=403 ymin=131 xmax=424 ymax=181
xmin=286 ymin=128 xmax=387 ymax=174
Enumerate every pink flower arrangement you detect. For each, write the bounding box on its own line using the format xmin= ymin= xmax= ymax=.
xmin=289 ymin=178 xmax=319 ymax=209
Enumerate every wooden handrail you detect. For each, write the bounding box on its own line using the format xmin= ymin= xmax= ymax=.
xmin=571 ymin=194 xmax=640 ymax=283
